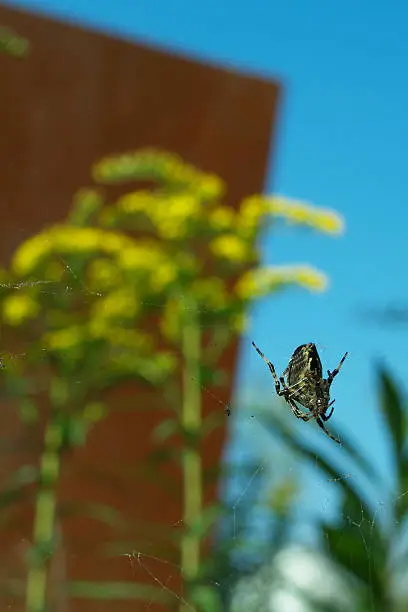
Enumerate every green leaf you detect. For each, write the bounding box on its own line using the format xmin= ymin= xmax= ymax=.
xmin=67 ymin=580 xmax=171 ymax=604
xmin=259 ymin=410 xmax=375 ymax=522
xmin=152 ymin=417 xmax=178 ymax=442
xmin=67 ymin=415 xmax=89 ymax=446
xmin=59 ymin=501 xmax=122 ymax=528
xmin=334 ymin=423 xmax=381 ymax=484
xmin=0 ymin=27 xmax=29 ymax=58
xmin=377 ymin=366 xmax=405 ymax=458
xmin=322 ymin=522 xmax=385 ymax=601
xmin=191 ymin=584 xmax=224 ymax=612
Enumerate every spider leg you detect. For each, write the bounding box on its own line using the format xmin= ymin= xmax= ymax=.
xmin=286 ymin=397 xmax=313 ymax=421
xmin=321 ymin=399 xmax=335 ymax=421
xmin=252 ymin=341 xmax=283 ymax=396
xmin=316 ymin=417 xmax=341 ymax=445
xmin=328 ymin=352 xmax=348 ymax=385
xmin=285 ymin=377 xmax=308 ymax=393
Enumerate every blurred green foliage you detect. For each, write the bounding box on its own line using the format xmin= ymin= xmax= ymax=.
xmin=0 ymin=148 xmax=344 ymax=611
xmin=250 ymin=364 xmax=408 ymax=612
xmin=0 ymin=26 xmax=29 ymax=58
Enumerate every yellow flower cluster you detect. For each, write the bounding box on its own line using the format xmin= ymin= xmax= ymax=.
xmin=87 ymin=259 xmax=121 ymax=292
xmin=235 ymin=265 xmax=328 ymax=300
xmin=208 ymin=206 xmax=236 ymax=231
xmin=3 ymin=294 xmax=39 ymax=326
xmin=12 ymin=226 xmax=131 ymax=276
xmin=210 ymin=234 xmax=250 ymax=263
xmin=264 ymin=196 xmax=344 ymax=234
xmin=238 ymin=196 xmax=268 ymax=229
xmin=11 ymin=224 xmax=177 ymax=292
xmin=44 ymin=325 xmax=86 ymax=351
xmin=69 ymin=189 xmax=103 ymax=226
xmin=93 ymin=149 xmax=225 ymax=201
xmin=12 ymin=233 xmax=52 ymax=276
xmin=116 ymin=191 xmax=202 ymax=240
xmin=92 ymin=289 xmax=140 ymax=322
xmin=190 ymin=277 xmax=228 ymax=310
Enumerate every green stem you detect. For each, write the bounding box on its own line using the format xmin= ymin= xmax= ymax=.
xmin=25 ymin=415 xmax=62 ymax=612
xmin=180 ymin=297 xmax=202 ymax=612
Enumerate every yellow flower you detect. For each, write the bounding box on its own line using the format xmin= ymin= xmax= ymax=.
xmin=190 ymin=277 xmax=228 ymax=309
xmin=102 ymin=232 xmax=133 ymax=255
xmin=2 ymin=294 xmax=39 ymax=326
xmin=93 ymin=150 xmax=225 ymax=202
xmin=149 ymin=262 xmax=177 ymax=292
xmin=88 ymin=318 xmax=109 ymax=339
xmin=44 ymin=325 xmax=85 ymax=350
xmin=265 ymin=196 xmax=344 ymax=235
xmin=239 ymin=195 xmax=267 ymax=222
xmin=12 ymin=233 xmax=52 ymax=275
xmin=210 ymin=234 xmax=249 ymax=262
xmin=312 ymin=211 xmax=345 ymax=233
xmin=294 ymin=266 xmax=328 ymax=291
xmin=97 ymin=327 xmax=153 ymax=351
xmin=198 ymin=174 xmax=225 ymax=200
xmin=70 ymin=189 xmax=103 ymax=226
xmin=87 ymin=259 xmax=121 ymax=291
xmin=235 ymin=265 xmax=328 ymax=300
xmin=149 ymin=194 xmax=201 ymax=240
xmin=208 ymin=206 xmax=235 ymax=231
xmin=117 ymin=190 xmax=154 ymax=215
xmin=117 ymin=242 xmax=167 ymax=271
xmin=50 ymin=226 xmax=100 ymax=253
xmin=92 ymin=289 xmax=139 ymax=321
xmin=231 ymin=311 xmax=248 ymax=333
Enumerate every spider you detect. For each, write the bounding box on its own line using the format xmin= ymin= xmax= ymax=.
xmin=252 ymin=341 xmax=348 ymax=444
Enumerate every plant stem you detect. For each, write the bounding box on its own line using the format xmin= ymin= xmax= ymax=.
xmin=25 ymin=415 xmax=62 ymax=612
xmin=180 ymin=297 xmax=202 ymax=612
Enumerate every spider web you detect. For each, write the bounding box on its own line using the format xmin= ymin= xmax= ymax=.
xmin=0 ymin=260 xmax=405 ymax=612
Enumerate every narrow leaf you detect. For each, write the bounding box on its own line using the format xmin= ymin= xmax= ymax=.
xmin=377 ymin=366 xmax=405 ymax=458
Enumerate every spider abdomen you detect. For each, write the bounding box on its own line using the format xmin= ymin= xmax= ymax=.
xmin=251 ymin=339 xmax=348 ymax=445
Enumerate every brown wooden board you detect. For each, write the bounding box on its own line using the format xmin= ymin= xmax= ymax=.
xmin=0 ymin=4 xmax=280 ymax=611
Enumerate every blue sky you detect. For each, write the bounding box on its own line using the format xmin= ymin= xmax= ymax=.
xmin=3 ymin=0 xmax=407 ymax=532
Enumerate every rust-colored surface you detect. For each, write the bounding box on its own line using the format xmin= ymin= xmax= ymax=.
xmin=0 ymin=4 xmax=280 ymax=611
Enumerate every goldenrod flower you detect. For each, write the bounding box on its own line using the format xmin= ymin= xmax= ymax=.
xmin=44 ymin=325 xmax=86 ymax=350
xmin=210 ymin=234 xmax=249 ymax=263
xmin=264 ymin=196 xmax=344 ymax=235
xmin=116 ymin=190 xmax=154 ymax=215
xmin=239 ymin=195 xmax=267 ymax=223
xmin=198 ymin=174 xmax=225 ymax=201
xmin=235 ymin=265 xmax=328 ymax=300
xmin=295 ymin=266 xmax=328 ymax=291
xmin=231 ymin=311 xmax=247 ymax=333
xmin=190 ymin=277 xmax=228 ymax=309
xmin=87 ymin=259 xmax=121 ymax=291
xmin=70 ymin=189 xmax=103 ymax=226
xmin=208 ymin=206 xmax=235 ymax=231
xmin=92 ymin=289 xmax=139 ymax=321
xmin=49 ymin=226 xmax=100 ymax=253
xmin=101 ymin=232 xmax=133 ymax=255
xmin=2 ymin=294 xmax=39 ymax=326
xmin=149 ymin=262 xmax=177 ymax=292
xmin=12 ymin=233 xmax=52 ymax=275
xmin=117 ymin=242 xmax=167 ymax=272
